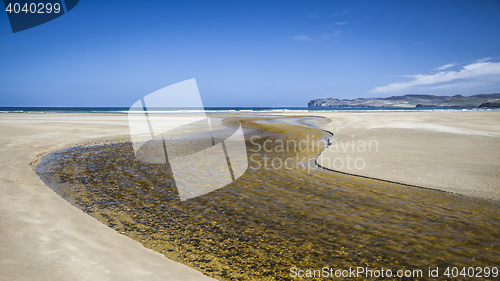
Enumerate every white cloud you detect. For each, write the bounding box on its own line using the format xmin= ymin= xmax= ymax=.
xmin=476 ymin=57 xmax=492 ymax=63
xmin=292 ymin=31 xmax=341 ymax=42
xmin=434 ymin=63 xmax=456 ymax=71
xmin=334 ymin=21 xmax=347 ymax=26
xmin=332 ymin=10 xmax=348 ymax=17
xmin=291 ymin=35 xmax=313 ymax=42
xmin=371 ymin=58 xmax=500 ymax=93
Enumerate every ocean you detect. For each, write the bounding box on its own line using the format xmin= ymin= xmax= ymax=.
xmin=0 ymin=106 xmax=481 ymax=113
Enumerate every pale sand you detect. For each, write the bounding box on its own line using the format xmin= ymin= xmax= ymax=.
xmin=1 ymin=111 xmax=499 ymax=280
xmin=309 ymin=111 xmax=500 ymax=201
xmin=0 ymin=114 xmax=215 ymax=281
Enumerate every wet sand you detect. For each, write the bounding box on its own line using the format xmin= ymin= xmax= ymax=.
xmin=1 ymin=112 xmax=499 ymax=280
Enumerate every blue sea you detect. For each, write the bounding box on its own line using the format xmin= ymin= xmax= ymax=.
xmin=0 ymin=106 xmax=480 ymax=113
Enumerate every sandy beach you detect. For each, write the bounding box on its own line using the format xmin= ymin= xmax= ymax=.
xmin=0 ymin=113 xmax=216 ymax=281
xmin=314 ymin=111 xmax=500 ymax=200
xmin=1 ymin=111 xmax=499 ymax=280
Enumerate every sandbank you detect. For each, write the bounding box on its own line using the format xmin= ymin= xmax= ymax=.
xmin=0 ymin=113 xmax=216 ymax=281
xmin=309 ymin=111 xmax=500 ymax=200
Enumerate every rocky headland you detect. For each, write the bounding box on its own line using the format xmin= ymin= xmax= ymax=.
xmin=308 ymin=93 xmax=500 ymax=109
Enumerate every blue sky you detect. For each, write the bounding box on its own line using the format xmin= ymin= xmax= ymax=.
xmin=1 ymin=0 xmax=500 ymax=107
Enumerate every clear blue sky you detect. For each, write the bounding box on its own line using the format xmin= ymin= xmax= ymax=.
xmin=1 ymin=0 xmax=499 ymax=107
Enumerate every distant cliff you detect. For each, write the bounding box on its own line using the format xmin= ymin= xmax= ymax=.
xmin=478 ymin=100 xmax=500 ymax=109
xmin=308 ymin=93 xmax=500 ymax=109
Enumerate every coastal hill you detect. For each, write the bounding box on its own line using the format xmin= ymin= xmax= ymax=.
xmin=308 ymin=93 xmax=500 ymax=109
